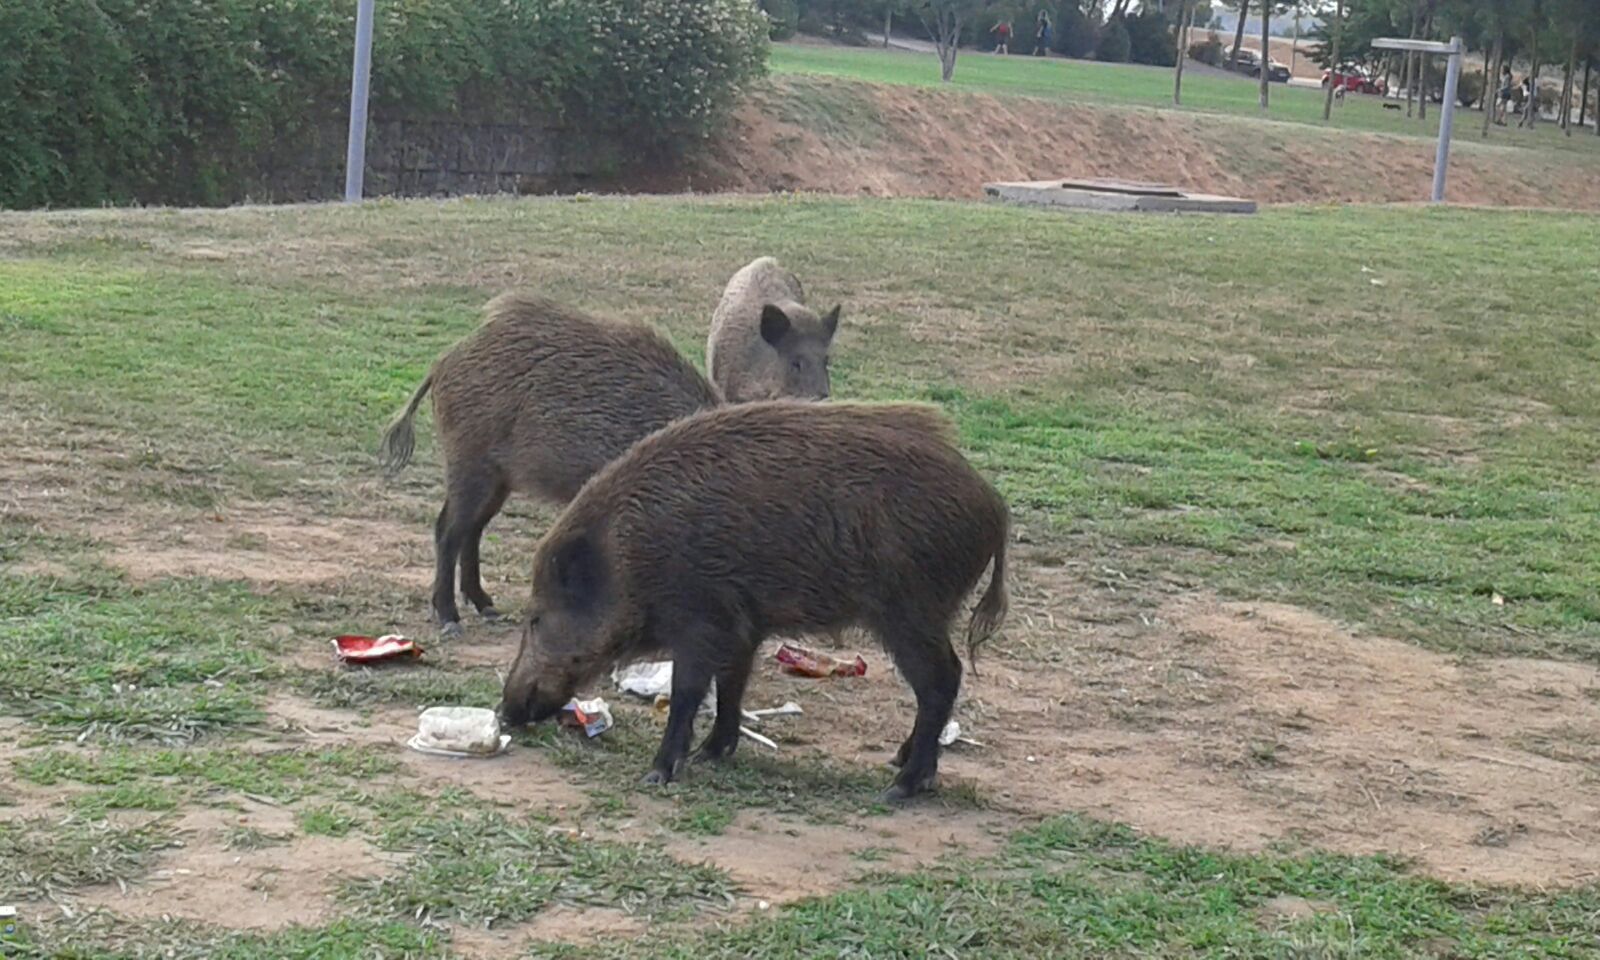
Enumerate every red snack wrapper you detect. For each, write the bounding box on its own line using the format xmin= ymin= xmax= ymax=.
xmin=775 ymin=642 xmax=866 ymax=678
xmin=332 ymin=634 xmax=424 ymax=663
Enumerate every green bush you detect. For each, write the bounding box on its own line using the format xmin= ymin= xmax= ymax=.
xmin=1052 ymin=3 xmax=1099 ymax=58
xmin=1096 ymin=16 xmax=1132 ymax=63
xmin=760 ymin=0 xmax=800 ymax=40
xmin=1124 ymin=9 xmax=1175 ymax=67
xmin=1189 ymin=35 xmax=1225 ymax=66
xmin=0 ymin=0 xmax=768 ymax=210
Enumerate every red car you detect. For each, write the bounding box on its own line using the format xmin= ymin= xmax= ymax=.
xmin=1322 ymin=67 xmax=1387 ymax=96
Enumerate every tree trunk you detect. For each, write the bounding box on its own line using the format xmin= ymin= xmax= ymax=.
xmin=1174 ymin=0 xmax=1194 ymax=105
xmin=884 ymin=6 xmax=892 ymax=47
xmin=1561 ymin=38 xmax=1578 ymax=134
xmin=1401 ymin=9 xmax=1418 ymax=117
xmin=1322 ymin=0 xmax=1343 ymax=120
xmin=1522 ymin=27 xmax=1539 ymax=128
xmin=1416 ymin=12 xmax=1433 ymax=122
xmin=921 ymin=10 xmax=962 ymax=82
xmin=1229 ymin=0 xmax=1249 ymax=65
xmin=1418 ymin=55 xmax=1428 ymax=121
xmin=1482 ymin=45 xmax=1491 ymax=111
xmin=1580 ymin=59 xmax=1593 ymax=128
xmin=1483 ymin=34 xmax=1502 ymax=137
xmin=1259 ymin=0 xmax=1270 ymax=112
xmin=1581 ymin=59 xmax=1592 ymax=127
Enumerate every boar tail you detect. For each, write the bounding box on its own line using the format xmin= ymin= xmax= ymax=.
xmin=378 ymin=372 xmax=434 ymax=476
xmin=965 ymin=514 xmax=1009 ymax=676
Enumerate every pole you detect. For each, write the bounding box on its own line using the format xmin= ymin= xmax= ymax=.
xmin=1174 ymin=0 xmax=1193 ymax=104
xmin=1291 ymin=6 xmax=1299 ymax=74
xmin=1432 ymin=37 xmax=1462 ymax=203
xmin=1322 ymin=0 xmax=1343 ymax=121
xmin=344 ymin=0 xmax=377 ymax=203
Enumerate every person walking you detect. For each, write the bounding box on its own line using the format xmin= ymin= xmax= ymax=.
xmin=991 ymin=18 xmax=1012 ymax=55
xmin=1034 ymin=11 xmax=1052 ymax=56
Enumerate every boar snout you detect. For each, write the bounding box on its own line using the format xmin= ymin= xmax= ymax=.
xmin=496 ymin=683 xmax=568 ymax=728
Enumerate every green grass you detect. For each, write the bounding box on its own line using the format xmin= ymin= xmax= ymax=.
xmin=297 ymin=804 xmax=362 ymax=838
xmin=2 ymin=917 xmax=452 ymax=960
xmin=0 ymin=573 xmax=282 ymax=744
xmin=11 ymin=196 xmax=1591 ymax=658
xmin=0 ymin=815 xmax=182 ymax=901
xmin=527 ymin=815 xmax=1600 ymax=959
xmin=770 ymin=42 xmax=1600 ymax=155
xmin=516 ymin=711 xmax=912 ymax=820
xmin=347 ymin=811 xmax=736 ymax=927
xmin=3 ymin=194 xmax=1599 ymax=955
xmin=15 ymin=744 xmax=401 ymax=805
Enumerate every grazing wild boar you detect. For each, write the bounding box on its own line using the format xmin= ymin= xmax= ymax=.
xmin=705 ymin=257 xmax=840 ymax=402
xmin=497 ymin=401 xmax=1009 ymax=802
xmin=379 ymin=294 xmax=721 ymax=636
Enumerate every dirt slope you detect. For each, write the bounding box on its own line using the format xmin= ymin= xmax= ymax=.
xmin=662 ymin=76 xmax=1600 ymax=210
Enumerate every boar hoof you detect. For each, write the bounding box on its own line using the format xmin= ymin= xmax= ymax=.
xmin=438 ymin=621 xmax=464 ymax=640
xmin=479 ymin=607 xmax=502 ymax=622
xmin=691 ymin=742 xmax=736 ymax=765
xmin=880 ymin=774 xmax=935 ymax=805
xmin=879 ymin=784 xmax=917 ymax=805
xmin=640 ymin=769 xmax=673 ymax=787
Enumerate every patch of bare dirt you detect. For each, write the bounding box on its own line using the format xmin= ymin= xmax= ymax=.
xmin=93 ymin=510 xmax=430 ymax=589
xmin=665 ymin=76 xmax=1600 ymax=211
xmin=74 ymin=807 xmax=397 ymax=930
xmin=262 ymin=692 xmax=588 ymax=811
xmin=10 ymin=405 xmax=1600 ymax=903
xmin=767 ymin=580 xmax=1600 ymax=887
xmin=262 ymin=693 xmax=413 ymax=746
xmin=659 ymin=807 xmax=1006 ymax=906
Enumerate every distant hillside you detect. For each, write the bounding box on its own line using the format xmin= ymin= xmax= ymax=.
xmin=646 ymin=74 xmax=1600 ymax=211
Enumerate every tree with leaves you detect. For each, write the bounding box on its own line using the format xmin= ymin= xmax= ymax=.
xmin=917 ymin=0 xmax=985 ymax=80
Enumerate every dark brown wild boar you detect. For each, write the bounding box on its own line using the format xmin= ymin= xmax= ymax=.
xmin=705 ymin=257 xmax=840 ymax=402
xmin=378 ymin=293 xmax=721 ymax=636
xmin=497 ymin=401 xmax=1009 ymax=802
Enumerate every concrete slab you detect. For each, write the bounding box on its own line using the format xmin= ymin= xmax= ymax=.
xmin=984 ymin=178 xmax=1257 ymax=214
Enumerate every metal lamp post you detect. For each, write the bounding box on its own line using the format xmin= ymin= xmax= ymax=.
xmin=344 ymin=0 xmax=377 ymax=203
xmin=1373 ymin=35 xmax=1464 ymax=203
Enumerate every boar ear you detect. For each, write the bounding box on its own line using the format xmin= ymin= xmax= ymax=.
xmin=550 ymin=534 xmax=603 ymax=609
xmin=821 ymin=304 xmax=841 ymax=340
xmin=759 ymin=304 xmax=790 ymax=346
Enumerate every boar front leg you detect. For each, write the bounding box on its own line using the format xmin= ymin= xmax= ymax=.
xmin=692 ymin=644 xmax=756 ymax=764
xmin=642 ymin=652 xmax=714 ymax=786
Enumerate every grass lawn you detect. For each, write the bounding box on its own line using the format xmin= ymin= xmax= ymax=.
xmin=2 ymin=195 xmax=1599 ymax=956
xmin=771 ymin=42 xmax=1600 ymax=156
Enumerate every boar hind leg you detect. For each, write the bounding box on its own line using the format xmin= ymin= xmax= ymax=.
xmin=881 ymin=624 xmax=962 ymax=803
xmin=430 ymin=468 xmax=504 ymax=637
xmin=458 ymin=483 xmax=509 ymax=619
xmin=644 ymin=651 xmax=715 ymax=787
xmin=692 ymin=644 xmax=756 ymax=764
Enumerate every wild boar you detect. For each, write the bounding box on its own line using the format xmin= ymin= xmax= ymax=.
xmin=705 ymin=257 xmax=840 ymax=402
xmin=497 ymin=401 xmax=1009 ymax=802
xmin=378 ymin=293 xmax=721 ymax=636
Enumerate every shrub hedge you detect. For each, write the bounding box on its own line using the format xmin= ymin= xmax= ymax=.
xmin=0 ymin=0 xmax=767 ymax=209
